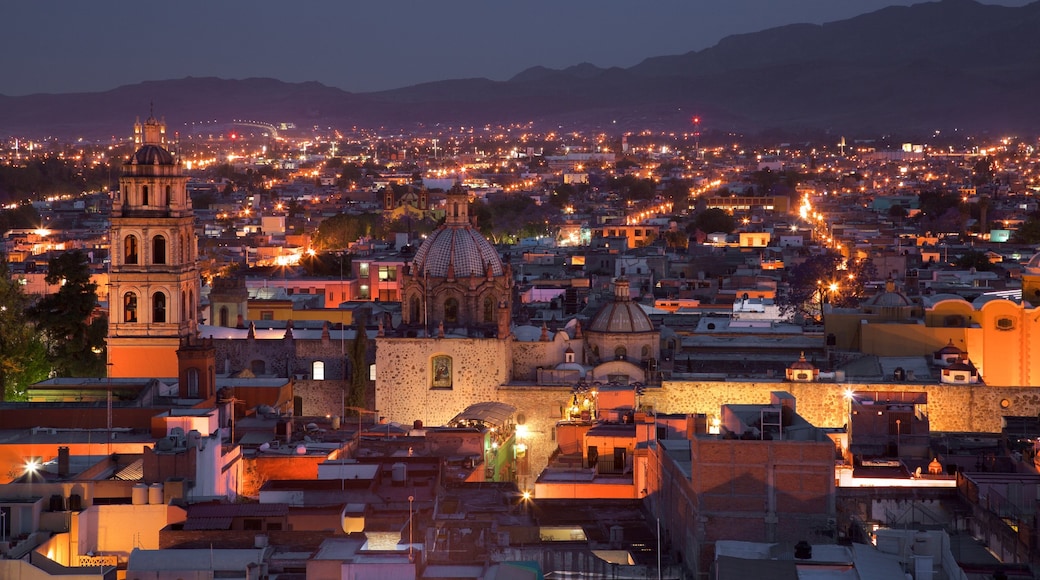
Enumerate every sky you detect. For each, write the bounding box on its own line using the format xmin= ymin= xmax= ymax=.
xmin=3 ymin=0 xmax=1034 ymax=96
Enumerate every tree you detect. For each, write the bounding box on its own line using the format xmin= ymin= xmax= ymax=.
xmin=0 ymin=258 xmax=49 ymax=400
xmin=312 ymin=212 xmax=384 ymax=250
xmin=346 ymin=308 xmax=370 ymax=415
xmin=1012 ymin=212 xmax=1040 ymax=244
xmin=779 ymin=252 xmax=876 ymax=323
xmin=954 ymin=250 xmax=994 ymax=272
xmin=27 ymin=250 xmax=107 ymax=377
xmin=691 ymin=208 xmax=735 ymax=235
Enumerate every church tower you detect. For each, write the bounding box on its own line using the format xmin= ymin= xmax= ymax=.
xmin=107 ymin=115 xmax=199 ymax=377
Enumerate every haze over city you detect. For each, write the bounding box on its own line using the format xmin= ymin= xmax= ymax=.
xmin=2 ymin=0 xmax=1034 ymax=96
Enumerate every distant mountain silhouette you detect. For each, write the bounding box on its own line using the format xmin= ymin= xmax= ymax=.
xmin=4 ymin=0 xmax=1040 ymax=138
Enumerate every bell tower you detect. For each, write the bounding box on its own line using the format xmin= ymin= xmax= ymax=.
xmin=107 ymin=115 xmax=199 ymax=378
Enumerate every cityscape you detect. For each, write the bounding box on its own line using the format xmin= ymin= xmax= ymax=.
xmin=4 ymin=2 xmax=1040 ymax=580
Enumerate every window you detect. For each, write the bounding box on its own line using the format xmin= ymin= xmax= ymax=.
xmin=165 ymin=185 xmax=172 ymax=205
xmin=378 ymin=289 xmax=397 ymax=302
xmin=219 ymin=307 xmax=229 ymax=327
xmin=369 ymin=363 xmax=376 ymax=381
xmin=260 ymin=311 xmax=274 ymax=320
xmin=432 ymin=355 xmax=452 ymax=389
xmin=152 ymin=235 xmax=166 ymax=264
xmin=641 ymin=345 xmax=651 ymax=358
xmin=123 ymin=292 xmax=138 ymax=322
xmin=359 ymin=284 xmax=370 ymax=299
xmin=614 ymin=346 xmax=627 ymax=360
xmin=996 ymin=317 xmax=1015 ymax=331
xmin=152 ymin=292 xmax=166 ymax=322
xmin=410 ymin=297 xmax=421 ymax=323
xmin=142 ymin=185 xmax=149 ymax=205
xmin=312 ymin=361 xmax=325 ymax=381
xmin=378 ymin=266 xmax=396 ymax=281
xmin=125 ymin=235 xmax=138 ymax=264
xmin=483 ymin=297 xmax=494 ymax=323
xmin=358 ymin=262 xmax=370 ymax=277
xmin=444 ymin=298 xmax=459 ymax=323
xmin=187 ymin=368 xmax=199 ymax=397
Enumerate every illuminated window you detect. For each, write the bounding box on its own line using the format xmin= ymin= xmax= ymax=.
xmin=358 ymin=263 xmax=370 ymax=277
xmin=378 ymin=266 xmax=396 ymax=281
xmin=312 ymin=361 xmax=325 ymax=381
xmin=359 ymin=285 xmax=370 ymax=300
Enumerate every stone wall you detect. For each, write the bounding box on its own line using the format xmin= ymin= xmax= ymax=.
xmin=376 ymin=337 xmax=511 ymax=428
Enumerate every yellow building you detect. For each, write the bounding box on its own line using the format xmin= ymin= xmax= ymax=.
xmin=826 ymin=282 xmax=1040 ymax=387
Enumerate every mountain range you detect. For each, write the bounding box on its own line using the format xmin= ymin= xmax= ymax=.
xmin=3 ymin=0 xmax=1040 ymax=139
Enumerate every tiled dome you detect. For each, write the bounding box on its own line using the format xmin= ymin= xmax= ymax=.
xmin=588 ymin=278 xmax=654 ymax=333
xmin=411 ymin=185 xmax=504 ymax=278
xmin=130 ymin=144 xmax=175 ymax=166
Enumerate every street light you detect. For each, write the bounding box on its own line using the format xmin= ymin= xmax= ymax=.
xmin=408 ymin=495 xmax=414 ymax=561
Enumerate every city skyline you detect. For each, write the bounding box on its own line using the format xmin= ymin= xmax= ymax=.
xmin=3 ymin=0 xmax=1034 ymax=97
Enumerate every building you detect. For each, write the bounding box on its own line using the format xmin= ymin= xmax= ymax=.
xmin=108 ymin=116 xmax=200 ymax=378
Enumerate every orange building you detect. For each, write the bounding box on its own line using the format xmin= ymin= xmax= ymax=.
xmin=107 ymin=116 xmax=200 ymax=378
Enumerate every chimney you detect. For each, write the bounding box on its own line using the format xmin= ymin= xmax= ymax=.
xmin=58 ymin=446 xmax=70 ymax=477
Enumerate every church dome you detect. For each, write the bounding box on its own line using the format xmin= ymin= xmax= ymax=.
xmin=1025 ymin=252 xmax=1040 ymax=273
xmin=130 ymin=144 xmax=175 ymax=166
xmin=588 ymin=278 xmax=654 ymax=333
xmin=868 ymin=290 xmax=911 ymax=308
xmin=411 ymin=185 xmax=504 ymax=278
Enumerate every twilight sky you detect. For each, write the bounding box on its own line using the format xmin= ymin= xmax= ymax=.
xmin=3 ymin=0 xmax=1033 ymax=96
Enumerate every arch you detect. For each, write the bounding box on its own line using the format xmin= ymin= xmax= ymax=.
xmin=188 ymin=290 xmax=194 ymax=323
xmin=165 ymin=185 xmax=172 ymax=206
xmin=152 ymin=234 xmax=167 ymax=264
xmin=187 ymin=368 xmax=200 ymax=398
xmin=142 ymin=185 xmax=149 ymax=205
xmin=124 ymin=235 xmax=139 ymax=265
xmin=312 ymin=361 xmax=325 ymax=380
xmin=641 ymin=345 xmax=651 ymax=359
xmin=152 ymin=291 xmax=167 ymax=323
xmin=444 ymin=297 xmax=459 ymax=324
xmin=181 ymin=293 xmax=186 ymax=323
xmin=219 ymin=306 xmax=229 ymax=327
xmin=615 ymin=346 xmax=627 ymax=360
xmin=123 ymin=292 xmax=138 ymax=322
xmin=483 ymin=296 xmax=495 ymax=323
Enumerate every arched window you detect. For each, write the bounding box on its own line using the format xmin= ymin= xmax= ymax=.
xmin=187 ymin=368 xmax=199 ymax=397
xmin=312 ymin=361 xmax=325 ymax=381
xmin=410 ymin=296 xmax=421 ymax=324
xmin=123 ymin=292 xmax=137 ymax=322
xmin=142 ymin=185 xmax=149 ymax=205
xmin=453 ymin=202 xmax=460 ymax=218
xmin=181 ymin=293 xmax=186 ymax=323
xmin=483 ymin=296 xmax=494 ymax=323
xmin=152 ymin=292 xmax=166 ymax=323
xmin=219 ymin=306 xmax=229 ymax=327
xmin=250 ymin=359 xmax=266 ymax=375
xmin=641 ymin=345 xmax=651 ymax=359
xmin=152 ymin=235 xmax=166 ymax=264
xmin=125 ymin=235 xmax=138 ymax=264
xmin=188 ymin=290 xmax=194 ymax=323
xmin=165 ymin=185 xmax=172 ymax=206
xmin=615 ymin=346 xmax=627 ymax=360
xmin=444 ymin=297 xmax=459 ymax=324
